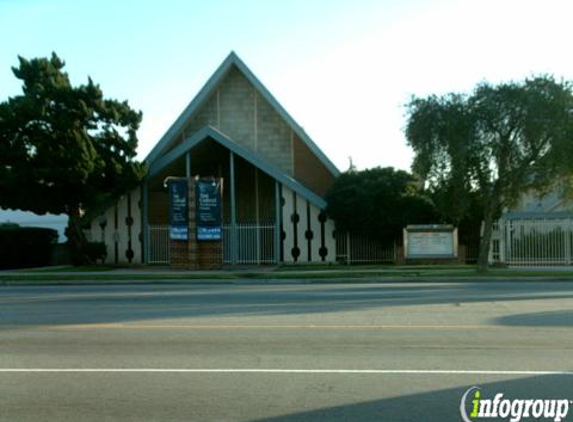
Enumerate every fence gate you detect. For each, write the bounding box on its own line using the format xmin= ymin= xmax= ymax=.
xmin=148 ymin=225 xmax=170 ymax=264
xmin=335 ymin=232 xmax=396 ymax=264
xmin=223 ymin=224 xmax=277 ymax=265
xmin=492 ymin=219 xmax=573 ymax=266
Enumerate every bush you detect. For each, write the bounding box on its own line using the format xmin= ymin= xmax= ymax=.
xmin=325 ymin=167 xmax=439 ymax=240
xmin=83 ymin=241 xmax=107 ymax=263
xmin=0 ymin=225 xmax=58 ymax=269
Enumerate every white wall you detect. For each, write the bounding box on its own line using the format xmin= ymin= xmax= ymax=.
xmin=281 ymin=186 xmax=336 ymax=263
xmin=89 ymin=184 xmax=336 ymax=265
xmin=88 ymin=188 xmax=143 ymax=264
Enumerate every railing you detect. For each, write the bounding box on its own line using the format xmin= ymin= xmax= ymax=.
xmin=148 ymin=224 xmax=483 ymax=266
xmin=148 ymin=225 xmax=170 ymax=264
xmin=223 ymin=224 xmax=277 ymax=264
xmin=335 ymin=232 xmax=396 ymax=264
xmin=492 ymin=218 xmax=573 ymax=266
xmin=146 ymin=224 xmax=277 ymax=265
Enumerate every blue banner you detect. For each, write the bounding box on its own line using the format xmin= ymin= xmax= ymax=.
xmin=196 ymin=179 xmax=222 ymax=241
xmin=168 ymin=179 xmax=188 ymax=241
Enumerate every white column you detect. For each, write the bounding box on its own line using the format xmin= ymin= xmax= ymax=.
xmin=295 ymin=194 xmax=308 ymax=262
xmin=281 ymin=186 xmax=295 ymax=263
xmin=308 ymin=203 xmax=321 ymax=262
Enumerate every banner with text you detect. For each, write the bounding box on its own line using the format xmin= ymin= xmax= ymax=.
xmin=195 ymin=179 xmax=222 ymax=241
xmin=168 ymin=179 xmax=188 ymax=241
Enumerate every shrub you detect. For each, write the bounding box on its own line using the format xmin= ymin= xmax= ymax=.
xmin=325 ymin=167 xmax=438 ymax=241
xmin=83 ymin=241 xmax=107 ymax=263
xmin=0 ymin=225 xmax=58 ymax=269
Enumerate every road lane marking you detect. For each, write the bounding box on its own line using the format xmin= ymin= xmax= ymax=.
xmin=0 ymin=369 xmax=572 ymax=375
xmin=55 ymin=323 xmax=492 ymax=330
xmin=3 ymin=322 xmax=571 ymax=333
xmin=37 ymin=323 xmax=568 ymax=331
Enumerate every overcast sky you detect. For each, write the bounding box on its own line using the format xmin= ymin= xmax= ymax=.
xmin=2 ymin=0 xmax=573 ymax=174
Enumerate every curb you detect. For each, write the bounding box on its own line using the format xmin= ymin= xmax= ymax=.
xmin=2 ymin=276 xmax=573 ymax=287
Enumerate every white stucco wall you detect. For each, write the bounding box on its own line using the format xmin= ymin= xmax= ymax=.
xmin=88 ymin=188 xmax=142 ymax=264
xmin=281 ymin=186 xmax=336 ymax=263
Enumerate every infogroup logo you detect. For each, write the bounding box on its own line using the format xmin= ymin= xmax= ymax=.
xmin=460 ymin=386 xmax=571 ymax=422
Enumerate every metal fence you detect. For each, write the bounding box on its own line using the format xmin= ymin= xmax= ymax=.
xmin=223 ymin=224 xmax=277 ymax=264
xmin=146 ymin=224 xmax=277 ymax=265
xmin=492 ymin=219 xmax=573 ymax=265
xmin=148 ymin=224 xmax=483 ymax=266
xmin=335 ymin=232 xmax=396 ymax=264
xmin=148 ymin=225 xmax=170 ymax=264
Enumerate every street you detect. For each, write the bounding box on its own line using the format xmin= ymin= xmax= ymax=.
xmin=1 ymin=281 xmax=573 ymax=421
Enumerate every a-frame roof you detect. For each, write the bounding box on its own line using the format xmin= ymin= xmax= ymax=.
xmin=148 ymin=125 xmax=328 ymax=209
xmin=145 ymin=52 xmax=340 ymax=179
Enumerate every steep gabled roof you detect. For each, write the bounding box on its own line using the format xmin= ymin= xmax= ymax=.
xmin=145 ymin=52 xmax=339 ymax=178
xmin=148 ymin=125 xmax=327 ymax=209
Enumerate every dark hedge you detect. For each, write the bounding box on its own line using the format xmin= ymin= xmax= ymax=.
xmin=0 ymin=225 xmax=58 ymax=269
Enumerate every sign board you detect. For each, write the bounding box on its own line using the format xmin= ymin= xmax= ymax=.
xmin=196 ymin=179 xmax=222 ymax=241
xmin=168 ymin=179 xmax=188 ymax=241
xmin=404 ymin=225 xmax=457 ymax=259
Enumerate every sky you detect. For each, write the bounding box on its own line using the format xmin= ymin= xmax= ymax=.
xmin=3 ymin=0 xmax=573 ymax=174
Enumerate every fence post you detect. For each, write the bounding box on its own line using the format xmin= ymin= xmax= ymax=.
xmin=563 ymin=218 xmax=572 ymax=265
xmin=256 ymin=224 xmax=261 ymax=266
xmin=503 ymin=219 xmax=510 ymax=264
xmin=498 ymin=219 xmax=505 ymax=264
xmin=274 ymin=181 xmax=281 ymax=265
xmin=142 ymin=181 xmax=149 ymax=264
xmin=346 ymin=232 xmax=351 ymax=265
xmin=229 ymin=151 xmax=237 ymax=265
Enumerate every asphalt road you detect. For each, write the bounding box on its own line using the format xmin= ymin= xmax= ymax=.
xmin=1 ymin=281 xmax=573 ymax=421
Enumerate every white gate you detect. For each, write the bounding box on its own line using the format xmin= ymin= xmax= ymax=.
xmin=492 ymin=219 xmax=573 ymax=265
xmin=223 ymin=224 xmax=277 ymax=264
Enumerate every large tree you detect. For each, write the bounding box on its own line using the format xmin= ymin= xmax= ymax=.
xmin=325 ymin=167 xmax=438 ymax=241
xmin=0 ymin=53 xmax=145 ymax=263
xmin=406 ymin=76 xmax=573 ymax=272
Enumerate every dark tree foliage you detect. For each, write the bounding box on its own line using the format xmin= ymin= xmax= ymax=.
xmin=0 ymin=53 xmax=145 ymax=263
xmin=406 ymin=76 xmax=573 ymax=272
xmin=325 ymin=167 xmax=438 ymax=241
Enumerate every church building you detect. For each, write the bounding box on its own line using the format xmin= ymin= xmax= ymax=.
xmin=88 ymin=52 xmax=340 ymax=266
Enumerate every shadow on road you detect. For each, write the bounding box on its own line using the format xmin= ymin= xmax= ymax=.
xmin=496 ymin=310 xmax=573 ymax=327
xmin=244 ymin=374 xmax=573 ymax=422
xmin=2 ymin=282 xmax=573 ymax=326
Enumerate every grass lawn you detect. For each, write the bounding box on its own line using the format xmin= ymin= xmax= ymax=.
xmin=18 ymin=266 xmax=116 ymax=273
xmin=1 ymin=263 xmax=573 ymax=283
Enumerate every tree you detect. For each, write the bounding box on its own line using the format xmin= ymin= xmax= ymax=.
xmin=406 ymin=76 xmax=573 ymax=272
xmin=325 ymin=167 xmax=438 ymax=241
xmin=0 ymin=53 xmax=145 ymax=263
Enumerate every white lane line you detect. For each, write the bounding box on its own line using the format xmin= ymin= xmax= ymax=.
xmin=0 ymin=369 xmax=572 ymax=375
